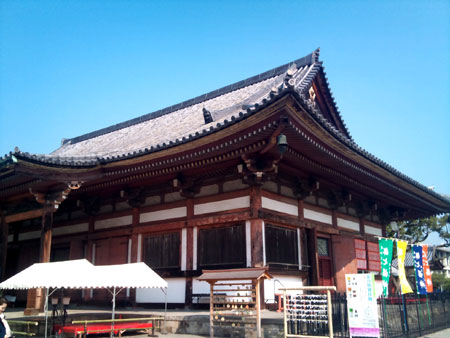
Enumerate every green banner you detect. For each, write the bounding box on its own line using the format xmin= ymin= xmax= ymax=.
xmin=378 ymin=238 xmax=394 ymax=297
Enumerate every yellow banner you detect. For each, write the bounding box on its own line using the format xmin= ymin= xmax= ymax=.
xmin=397 ymin=240 xmax=413 ymax=294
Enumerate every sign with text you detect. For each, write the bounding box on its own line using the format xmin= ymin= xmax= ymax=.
xmin=378 ymin=238 xmax=393 ymax=296
xmin=346 ymin=273 xmax=380 ymax=337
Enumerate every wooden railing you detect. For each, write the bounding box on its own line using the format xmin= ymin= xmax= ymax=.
xmin=8 ymin=320 xmax=39 ymax=337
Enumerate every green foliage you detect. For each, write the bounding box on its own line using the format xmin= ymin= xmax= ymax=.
xmin=386 ymin=214 xmax=450 ymax=247
xmin=431 ymin=273 xmax=450 ymax=291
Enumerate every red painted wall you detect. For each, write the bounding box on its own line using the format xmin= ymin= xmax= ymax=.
xmin=332 ymin=234 xmax=357 ymax=293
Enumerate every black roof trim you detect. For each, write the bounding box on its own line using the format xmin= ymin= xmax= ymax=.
xmin=62 ymin=51 xmax=317 ymax=146
xmin=2 ymin=49 xmax=448 ymax=208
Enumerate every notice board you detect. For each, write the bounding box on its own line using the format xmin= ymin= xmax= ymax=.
xmin=345 ymin=273 xmax=380 ymax=337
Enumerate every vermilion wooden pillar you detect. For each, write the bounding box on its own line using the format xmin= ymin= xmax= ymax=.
xmin=24 ymin=209 xmax=53 ymax=315
xmin=185 ymin=198 xmax=194 ymax=307
xmin=130 ymin=207 xmax=140 ymax=263
xmin=307 ymin=227 xmax=319 ymax=286
xmin=250 ymin=186 xmax=264 ymax=267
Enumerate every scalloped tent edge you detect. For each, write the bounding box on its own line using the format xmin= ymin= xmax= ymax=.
xmin=0 ymin=259 xmax=168 ymax=338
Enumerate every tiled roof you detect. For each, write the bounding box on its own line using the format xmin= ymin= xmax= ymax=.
xmin=391 ymin=246 xmax=450 ymax=269
xmin=50 ymin=52 xmax=320 ymax=158
xmin=1 ymin=50 xmax=322 ymax=164
xmin=1 ymin=49 xmax=449 ymax=207
xmin=392 ymin=248 xmax=434 ymax=268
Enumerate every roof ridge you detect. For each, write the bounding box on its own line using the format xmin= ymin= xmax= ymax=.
xmin=58 ymin=50 xmax=317 ymax=148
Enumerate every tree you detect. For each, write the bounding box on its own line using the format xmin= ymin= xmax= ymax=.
xmin=386 ymin=214 xmax=450 ymax=247
xmin=432 ymin=273 xmax=450 ymax=292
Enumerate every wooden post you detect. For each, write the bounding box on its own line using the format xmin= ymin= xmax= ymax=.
xmin=185 ymin=199 xmax=194 ymax=307
xmin=251 ymin=220 xmax=264 ymax=267
xmin=332 ymin=210 xmax=338 ymax=228
xmin=255 ymin=280 xmax=261 ymax=338
xmin=25 ymin=208 xmax=54 ymax=315
xmin=327 ymin=289 xmax=334 ymax=338
xmin=297 ymin=199 xmax=304 ymax=221
xmin=283 ymin=289 xmax=288 ymax=337
xmin=307 ymin=228 xmax=319 ymax=286
xmin=40 ymin=210 xmax=53 ymax=263
xmin=359 ymin=217 xmax=365 ymax=236
xmin=210 ymin=282 xmax=214 ymax=338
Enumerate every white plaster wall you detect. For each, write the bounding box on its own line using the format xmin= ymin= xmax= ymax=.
xmin=115 ymin=201 xmax=130 ymax=211
xmin=53 ymin=223 xmax=89 ymax=236
xmin=223 ymin=179 xmax=248 ymax=192
xmin=365 ymin=225 xmax=382 ymax=236
xmin=18 ymin=231 xmax=40 ymax=241
xmin=297 ymin=228 xmax=302 ymax=268
xmin=140 ymin=207 xmax=187 ymax=223
xmin=337 ymin=218 xmax=360 ymax=231
xmin=262 ymin=221 xmax=266 ymax=266
xmin=194 ymin=196 xmax=250 ymax=215
xmin=280 ymin=185 xmax=295 ymax=198
xmin=262 ymin=181 xmax=278 ymax=193
xmin=348 ymin=207 xmax=357 ymax=216
xmin=264 ymin=275 xmax=304 ymax=303
xmin=181 ymin=228 xmax=187 ymax=271
xmin=71 ymin=210 xmax=85 ymax=219
xmin=317 ymin=198 xmax=329 ymax=208
xmin=304 ymin=209 xmax=332 ymax=224
xmin=99 ymin=205 xmax=113 ymax=214
xmin=304 ymin=195 xmax=316 ymax=204
xmin=95 ymin=215 xmax=132 ymax=230
xmin=197 ymin=184 xmax=219 ymax=197
xmin=245 ymin=221 xmax=251 ymax=267
xmin=193 ymin=279 xmax=253 ymax=303
xmin=192 ymin=278 xmax=211 ymax=294
xmin=53 ymin=213 xmax=69 ymax=222
xmin=144 ymin=195 xmax=161 ymax=206
xmin=193 ymin=227 xmax=198 ymax=270
xmin=137 ymin=234 xmax=142 ymax=262
xmin=164 ymin=192 xmax=183 ymax=202
xmin=261 ymin=197 xmax=298 ymax=216
xmin=136 ymin=277 xmax=186 ymax=303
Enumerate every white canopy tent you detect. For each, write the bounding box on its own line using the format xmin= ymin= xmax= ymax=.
xmin=0 ymin=259 xmax=168 ymax=338
xmin=0 ymin=259 xmax=95 ymax=289
xmin=86 ymin=262 xmax=168 ymax=337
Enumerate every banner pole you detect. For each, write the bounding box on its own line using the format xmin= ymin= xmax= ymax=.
xmin=426 ymin=294 xmax=432 ymax=325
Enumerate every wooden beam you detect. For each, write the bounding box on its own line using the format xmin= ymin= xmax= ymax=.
xmin=258 ymin=210 xmax=305 ymax=228
xmin=5 ymin=207 xmax=54 ymax=223
xmin=187 ymin=211 xmax=251 ymax=227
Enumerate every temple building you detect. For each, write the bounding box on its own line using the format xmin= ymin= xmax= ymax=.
xmin=1 ymin=49 xmax=449 ymax=313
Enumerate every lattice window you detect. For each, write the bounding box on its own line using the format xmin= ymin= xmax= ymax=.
xmin=265 ymin=224 xmax=298 ymax=266
xmin=318 ymin=238 xmax=329 ymax=257
xmin=354 ymin=239 xmax=381 ymax=271
xmin=198 ymin=224 xmax=245 ymax=268
xmin=144 ymin=232 xmax=180 ymax=269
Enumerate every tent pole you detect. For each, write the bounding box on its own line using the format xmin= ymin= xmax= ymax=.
xmin=164 ymin=287 xmax=168 ymax=333
xmin=111 ymin=286 xmax=116 ymax=338
xmin=44 ymin=287 xmax=49 ymax=338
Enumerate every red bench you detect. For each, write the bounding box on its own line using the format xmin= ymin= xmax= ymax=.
xmin=55 ymin=322 xmax=154 ymax=338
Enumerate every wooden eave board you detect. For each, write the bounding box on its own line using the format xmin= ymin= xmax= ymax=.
xmin=198 ymin=268 xmax=272 ymax=282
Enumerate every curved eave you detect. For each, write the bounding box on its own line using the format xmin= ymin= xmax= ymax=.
xmin=1 ymin=74 xmax=449 ymax=210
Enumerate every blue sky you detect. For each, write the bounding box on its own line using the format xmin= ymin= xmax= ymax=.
xmin=1 ymin=0 xmax=449 ymax=201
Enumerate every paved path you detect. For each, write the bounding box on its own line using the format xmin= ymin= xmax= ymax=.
xmin=420 ymin=327 xmax=450 ymax=338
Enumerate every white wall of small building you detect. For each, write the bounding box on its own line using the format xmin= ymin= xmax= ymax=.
xmin=136 ymin=277 xmax=186 ymax=303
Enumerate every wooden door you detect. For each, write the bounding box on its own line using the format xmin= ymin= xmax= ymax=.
xmin=93 ymin=237 xmax=129 ymax=300
xmin=317 ymin=237 xmax=333 ymax=286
